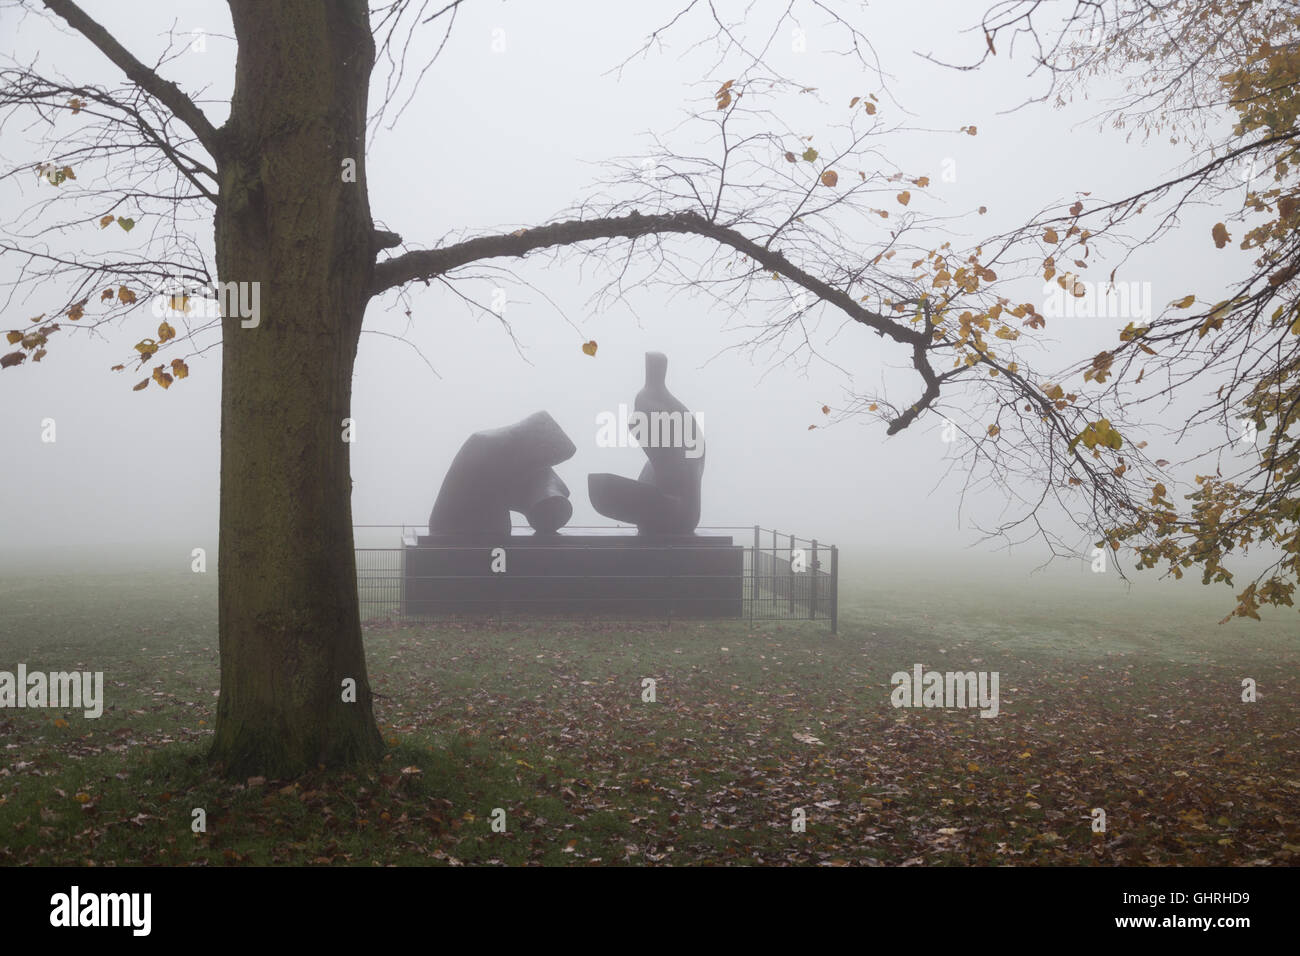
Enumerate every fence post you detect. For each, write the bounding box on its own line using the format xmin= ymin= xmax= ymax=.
xmin=750 ymin=525 xmax=759 ymax=623
xmin=809 ymin=538 xmax=818 ymax=621
xmin=497 ymin=544 xmax=504 ymax=628
xmin=789 ymin=533 xmax=796 ymax=617
xmin=771 ymin=528 xmax=777 ymax=614
xmin=666 ymin=541 xmax=674 ymax=629
xmin=830 ymin=545 xmax=839 ymax=635
xmin=398 ymin=545 xmax=407 ymax=618
xmin=585 ymin=544 xmax=595 ymax=627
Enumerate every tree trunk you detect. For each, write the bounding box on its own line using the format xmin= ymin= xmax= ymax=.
xmin=208 ymin=0 xmax=383 ymax=778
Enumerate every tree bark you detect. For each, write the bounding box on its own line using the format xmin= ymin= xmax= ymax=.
xmin=208 ymin=0 xmax=383 ymax=777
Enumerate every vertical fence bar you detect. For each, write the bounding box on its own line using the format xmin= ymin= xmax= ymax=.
xmin=770 ymin=528 xmax=777 ymax=620
xmin=585 ymin=545 xmax=594 ymax=627
xmin=830 ymin=545 xmax=839 ymax=634
xmin=399 ymin=545 xmax=407 ymax=618
xmin=667 ymin=541 xmax=675 ymax=628
xmin=788 ymin=533 xmax=796 ymax=618
xmin=809 ymin=538 xmax=818 ymax=620
xmin=497 ymin=544 xmax=505 ymax=627
xmin=749 ymin=525 xmax=759 ymax=623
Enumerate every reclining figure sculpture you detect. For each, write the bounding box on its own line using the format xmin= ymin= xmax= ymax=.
xmin=428 ymin=410 xmax=576 ymax=535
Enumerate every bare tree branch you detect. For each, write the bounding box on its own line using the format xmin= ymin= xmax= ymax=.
xmin=371 ymin=209 xmax=924 ymax=348
xmin=40 ymin=0 xmax=222 ymax=159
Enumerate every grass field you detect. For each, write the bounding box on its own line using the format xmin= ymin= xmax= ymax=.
xmin=1 ymin=561 xmax=1297 ymax=865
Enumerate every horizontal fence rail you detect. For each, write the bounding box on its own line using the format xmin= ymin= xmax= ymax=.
xmin=354 ymin=525 xmax=837 ymax=631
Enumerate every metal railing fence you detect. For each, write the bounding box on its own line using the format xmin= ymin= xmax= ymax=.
xmin=354 ymin=524 xmax=837 ymax=631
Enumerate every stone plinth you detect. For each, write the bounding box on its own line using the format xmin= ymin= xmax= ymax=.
xmin=401 ymin=533 xmax=743 ymax=618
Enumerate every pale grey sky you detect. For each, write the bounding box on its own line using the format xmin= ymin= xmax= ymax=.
xmin=0 ymin=0 xmax=1260 ymax=589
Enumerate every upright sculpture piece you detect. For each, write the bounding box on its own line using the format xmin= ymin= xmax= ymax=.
xmin=589 ymin=351 xmax=705 ymax=534
xmin=428 ymin=410 xmax=576 ymax=535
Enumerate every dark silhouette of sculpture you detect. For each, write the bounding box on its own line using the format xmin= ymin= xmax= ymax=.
xmin=428 ymin=410 xmax=576 ymax=535
xmin=408 ymin=371 xmax=741 ymax=620
xmin=589 ymin=351 xmax=705 ymax=534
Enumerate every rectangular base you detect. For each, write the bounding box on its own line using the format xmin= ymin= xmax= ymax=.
xmin=401 ymin=533 xmax=743 ymax=618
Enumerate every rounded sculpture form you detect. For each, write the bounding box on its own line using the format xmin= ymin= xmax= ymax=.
xmin=428 ymin=410 xmax=576 ymax=536
xmin=589 ymin=351 xmax=705 ymax=535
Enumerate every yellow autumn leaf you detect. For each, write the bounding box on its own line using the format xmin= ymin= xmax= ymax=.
xmin=897 ymin=190 xmax=911 ymax=206
xmin=820 ymin=169 xmax=839 ymax=187
xmin=158 ymin=321 xmax=176 ymax=342
xmin=1198 ymin=311 xmax=1225 ymax=337
xmin=117 ymin=285 xmax=137 ymax=305
xmin=1172 ymin=294 xmax=1196 ymax=308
